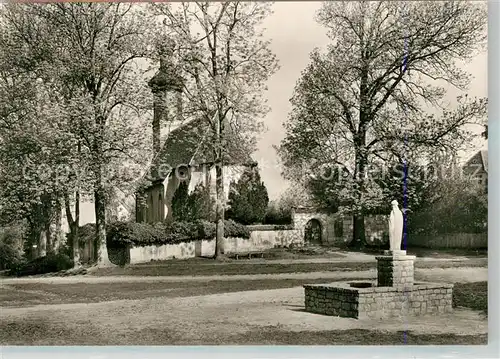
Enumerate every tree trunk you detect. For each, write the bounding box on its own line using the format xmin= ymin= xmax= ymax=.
xmin=53 ymin=199 xmax=63 ymax=253
xmin=351 ymin=214 xmax=366 ymax=249
xmin=214 ymin=163 xmax=225 ymax=258
xmin=38 ymin=230 xmax=47 ymax=257
xmin=64 ymin=191 xmax=81 ymax=267
xmin=350 ymin=129 xmax=368 ymax=248
xmin=95 ymin=184 xmax=112 ymax=267
xmin=93 ymin=113 xmax=112 ymax=267
xmin=45 ymin=221 xmax=53 ymax=254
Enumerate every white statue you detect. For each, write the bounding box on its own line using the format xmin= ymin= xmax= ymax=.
xmin=388 ymin=200 xmax=404 ymax=251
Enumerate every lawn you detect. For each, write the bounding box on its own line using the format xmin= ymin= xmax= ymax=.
xmin=92 ymin=257 xmax=487 ymax=277
xmin=0 ymin=321 xmax=486 ymax=345
xmin=452 ymin=281 xmax=488 ymax=314
xmin=0 ymin=277 xmax=339 ymax=307
xmin=344 ymin=246 xmax=488 ymax=259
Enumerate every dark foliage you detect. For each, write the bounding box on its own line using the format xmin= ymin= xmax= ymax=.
xmin=263 ymin=202 xmax=293 ymax=225
xmin=407 ymin=177 xmax=487 ymax=235
xmin=171 ymin=182 xmax=215 ymax=222
xmin=227 ymin=167 xmax=269 ymax=224
xmin=171 ymin=181 xmax=191 ymax=221
xmin=107 ymin=219 xmax=250 ymax=247
xmin=11 ymin=253 xmax=73 ymax=276
xmin=189 ymin=183 xmax=215 ymax=222
xmin=0 ymin=223 xmax=25 ymax=270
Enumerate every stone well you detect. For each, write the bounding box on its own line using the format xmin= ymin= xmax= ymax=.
xmin=303 ymin=250 xmax=453 ymax=319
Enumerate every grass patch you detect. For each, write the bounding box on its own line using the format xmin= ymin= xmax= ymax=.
xmin=453 ymin=281 xmax=488 ymax=314
xmin=92 ymin=257 xmax=487 ymax=277
xmin=0 ymin=277 xmax=342 ymax=307
xmin=344 ymin=246 xmax=488 ymax=259
xmin=262 ymin=247 xmax=345 ymax=259
xmin=0 ymin=320 xmax=486 ymax=345
xmin=219 ymin=328 xmax=487 ymax=345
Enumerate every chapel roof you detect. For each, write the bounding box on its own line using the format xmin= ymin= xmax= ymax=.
xmin=464 ymin=149 xmax=488 ymax=173
xmin=146 ymin=116 xmax=255 ymax=182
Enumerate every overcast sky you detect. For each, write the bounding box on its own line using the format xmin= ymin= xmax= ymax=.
xmin=254 ymin=1 xmax=488 ymax=200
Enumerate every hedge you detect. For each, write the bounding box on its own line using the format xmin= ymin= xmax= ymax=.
xmin=107 ymin=219 xmax=250 ymax=247
xmin=11 ymin=253 xmax=73 ymax=277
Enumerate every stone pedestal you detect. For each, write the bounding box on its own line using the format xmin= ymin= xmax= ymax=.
xmin=376 ymin=253 xmax=416 ymax=288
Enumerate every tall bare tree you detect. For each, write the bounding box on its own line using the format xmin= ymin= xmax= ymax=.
xmin=154 ymin=2 xmax=279 ymax=257
xmin=278 ymin=1 xmax=487 ymax=246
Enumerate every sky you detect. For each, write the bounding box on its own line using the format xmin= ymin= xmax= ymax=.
xmin=254 ymin=1 xmax=488 ymax=200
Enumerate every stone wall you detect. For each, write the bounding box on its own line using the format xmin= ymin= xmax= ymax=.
xmin=128 ymin=227 xmax=304 ymax=264
xmin=291 ymin=209 xmax=389 ymax=246
xmin=292 ymin=208 xmax=343 ymax=245
xmin=304 ymin=282 xmax=453 ymax=319
xmin=129 ymin=241 xmax=196 ymax=264
xmin=195 ymin=228 xmax=304 ymax=257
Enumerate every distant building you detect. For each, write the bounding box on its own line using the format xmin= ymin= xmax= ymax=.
xmin=463 ymin=149 xmax=488 ymax=191
xmin=135 ymin=116 xmax=256 ymax=224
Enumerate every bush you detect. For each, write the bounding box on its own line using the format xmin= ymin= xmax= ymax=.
xmin=107 ymin=221 xmax=164 ymax=247
xmin=107 ymin=219 xmax=250 ymax=247
xmin=408 ymin=177 xmax=487 ymax=235
xmin=190 ymin=183 xmax=215 ymax=221
xmin=0 ymin=223 xmax=25 ymax=270
xmin=224 ymin=219 xmax=251 ymax=238
xmin=226 ymin=166 xmax=269 ymax=225
xmin=171 ymin=182 xmax=215 ymax=222
xmin=171 ymin=181 xmax=191 ymax=221
xmin=12 ymin=253 xmax=73 ymax=277
xmin=263 ymin=202 xmax=292 ymax=225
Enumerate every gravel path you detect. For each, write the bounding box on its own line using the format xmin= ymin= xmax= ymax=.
xmin=0 ymin=266 xmax=487 ymax=285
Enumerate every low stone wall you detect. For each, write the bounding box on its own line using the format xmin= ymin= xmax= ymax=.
xmin=129 ymin=241 xmax=196 ymax=264
xmin=304 ymin=281 xmax=453 ymax=319
xmin=127 ymin=227 xmax=304 ymax=264
xmin=407 ymin=233 xmax=487 ymax=249
xmin=196 ymin=228 xmax=304 ymax=257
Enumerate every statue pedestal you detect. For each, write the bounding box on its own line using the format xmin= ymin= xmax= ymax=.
xmin=383 ymin=249 xmax=407 ymax=257
xmin=376 ymin=253 xmax=416 ymax=288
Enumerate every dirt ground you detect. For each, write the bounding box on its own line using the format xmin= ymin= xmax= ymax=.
xmin=0 ymin=265 xmax=488 ymax=285
xmin=0 ymin=267 xmax=488 ymax=345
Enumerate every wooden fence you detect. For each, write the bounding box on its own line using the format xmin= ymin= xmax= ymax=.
xmin=407 ymin=233 xmax=487 ymax=249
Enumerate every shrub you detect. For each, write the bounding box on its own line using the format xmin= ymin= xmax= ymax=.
xmin=107 ymin=219 xmax=250 ymax=247
xmin=192 ymin=220 xmax=250 ymax=240
xmin=12 ymin=253 xmax=73 ymax=277
xmin=226 ymin=166 xmax=269 ymax=225
xmin=172 ymin=182 xmax=215 ymax=222
xmin=0 ymin=223 xmax=25 ymax=270
xmin=171 ymin=181 xmax=191 ymax=221
xmin=190 ymin=183 xmax=215 ymax=221
xmin=107 ymin=221 xmax=164 ymax=247
xmin=263 ymin=202 xmax=293 ymax=225
xmin=408 ymin=177 xmax=488 ymax=235
xmin=224 ymin=219 xmax=251 ymax=238
xmin=164 ymin=221 xmax=202 ymax=244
